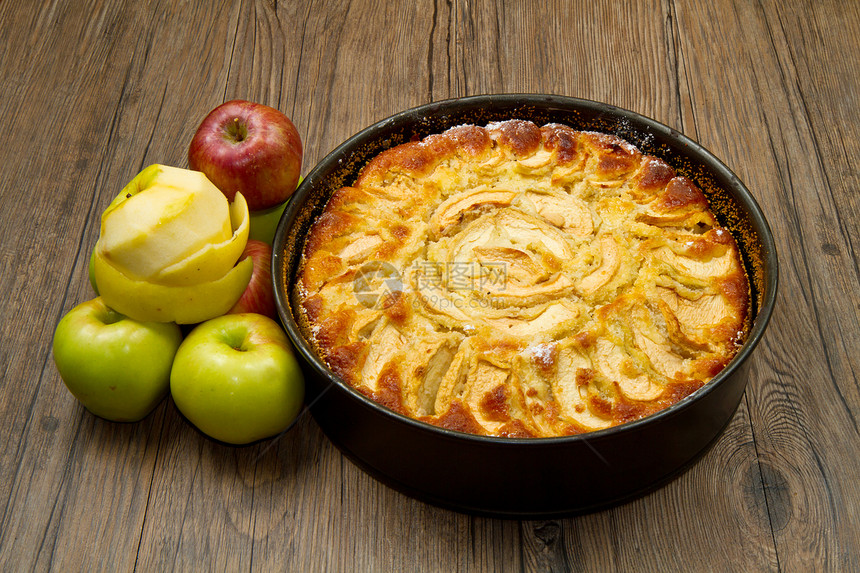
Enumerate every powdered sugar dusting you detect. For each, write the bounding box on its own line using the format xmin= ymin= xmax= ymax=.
xmin=523 ymin=342 xmax=556 ymax=365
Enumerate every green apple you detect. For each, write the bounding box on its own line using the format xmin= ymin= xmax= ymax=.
xmin=247 ymin=177 xmax=300 ymax=245
xmin=52 ymin=297 xmax=183 ymax=422
xmin=170 ymin=313 xmax=304 ymax=445
xmin=248 ymin=199 xmax=289 ymax=245
xmin=88 ymin=244 xmax=99 ymax=294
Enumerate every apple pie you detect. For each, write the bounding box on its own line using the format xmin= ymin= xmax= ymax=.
xmin=296 ymin=120 xmax=750 ymax=437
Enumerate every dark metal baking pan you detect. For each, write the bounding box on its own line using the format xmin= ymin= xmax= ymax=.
xmin=272 ymin=94 xmax=778 ymax=518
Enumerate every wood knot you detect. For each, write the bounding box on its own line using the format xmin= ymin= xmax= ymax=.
xmin=533 ymin=520 xmax=561 ymax=547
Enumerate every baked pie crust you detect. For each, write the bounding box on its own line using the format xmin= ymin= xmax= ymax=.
xmin=296 ymin=120 xmax=750 ymax=437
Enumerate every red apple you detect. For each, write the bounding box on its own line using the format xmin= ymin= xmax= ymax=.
xmin=228 ymin=239 xmax=276 ymax=319
xmin=188 ymin=100 xmax=302 ymax=211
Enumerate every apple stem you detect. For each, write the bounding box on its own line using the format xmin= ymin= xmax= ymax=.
xmin=226 ymin=117 xmax=247 ymax=143
xmin=99 ymin=307 xmax=125 ymax=325
xmin=223 ymin=328 xmax=249 ymax=352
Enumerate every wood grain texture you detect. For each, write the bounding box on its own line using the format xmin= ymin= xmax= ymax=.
xmin=0 ymin=0 xmax=857 ymax=571
xmin=667 ymin=1 xmax=860 ymax=570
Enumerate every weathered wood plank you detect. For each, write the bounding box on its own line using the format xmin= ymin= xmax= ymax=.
xmin=671 ymin=0 xmax=860 ymax=570
xmin=0 ymin=1 xmax=161 ymax=570
xmin=0 ymin=0 xmax=245 ymax=570
xmin=449 ymin=0 xmax=685 ymax=128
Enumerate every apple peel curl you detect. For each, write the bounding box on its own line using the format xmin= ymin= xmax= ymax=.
xmin=93 ymin=253 xmax=254 ymax=324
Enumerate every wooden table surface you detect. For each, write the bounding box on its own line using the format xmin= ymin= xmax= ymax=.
xmin=2 ymin=1 xmax=858 ymax=571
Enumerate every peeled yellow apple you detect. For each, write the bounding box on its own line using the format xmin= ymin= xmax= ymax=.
xmin=154 ymin=193 xmax=249 ymax=286
xmin=94 ymin=164 xmax=252 ymax=324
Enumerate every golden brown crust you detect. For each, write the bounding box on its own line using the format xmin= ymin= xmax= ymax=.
xmin=296 ymin=120 xmax=751 ymax=437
